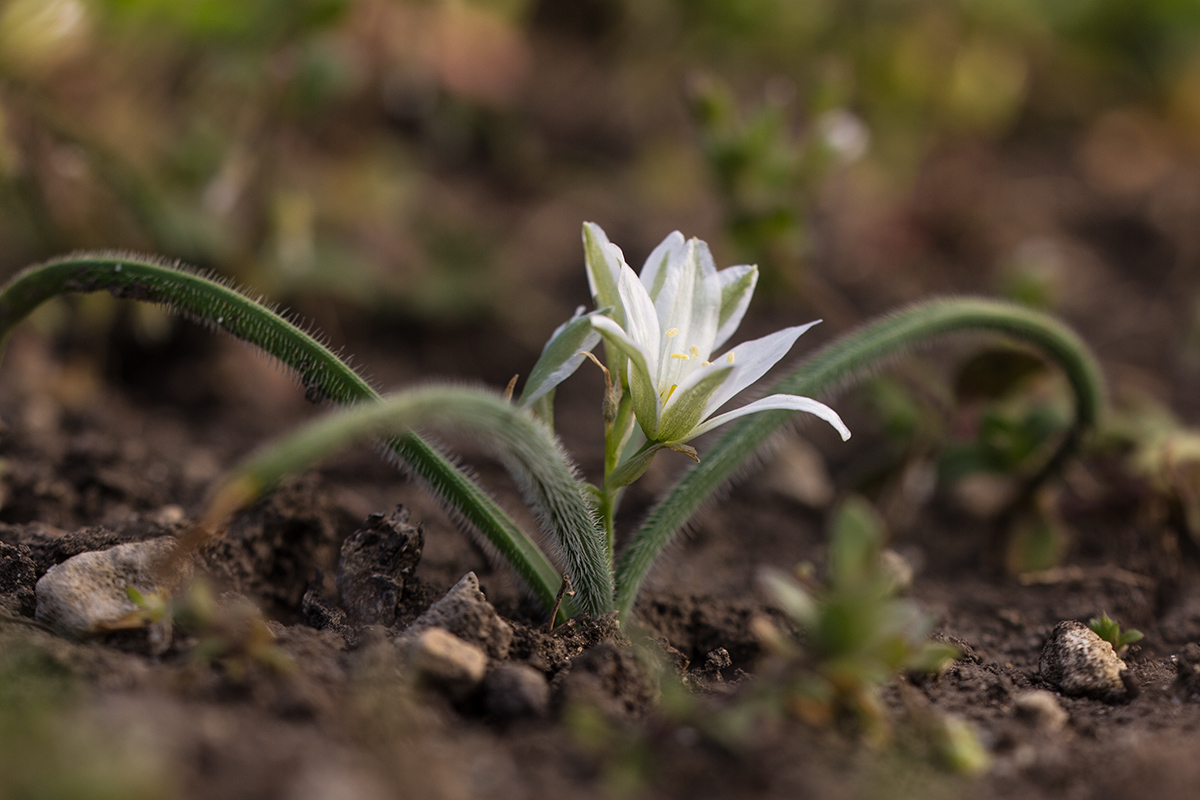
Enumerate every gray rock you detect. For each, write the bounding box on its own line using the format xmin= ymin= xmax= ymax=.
xmin=400 ymin=572 xmax=513 ymax=660
xmin=485 ymin=663 xmax=550 ymax=720
xmin=34 ymin=537 xmax=189 ymax=638
xmin=1038 ymin=620 xmax=1131 ymax=701
xmin=1013 ymin=690 xmax=1069 ymax=732
xmin=408 ymin=627 xmax=487 ymax=694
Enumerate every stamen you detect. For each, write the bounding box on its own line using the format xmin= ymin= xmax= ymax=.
xmin=701 ymin=361 xmax=711 ymax=367
xmin=665 ymin=327 xmax=680 ymax=338
xmin=726 ymin=351 xmax=735 ymax=364
xmin=671 ymin=352 xmax=689 ymax=360
xmin=689 ymin=345 xmax=700 ymax=358
xmin=663 ymin=384 xmax=678 ymax=403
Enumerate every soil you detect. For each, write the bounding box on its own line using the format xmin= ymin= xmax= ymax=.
xmin=5 ymin=224 xmax=1200 ymax=797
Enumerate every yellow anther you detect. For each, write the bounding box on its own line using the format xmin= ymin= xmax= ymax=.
xmin=665 ymin=327 xmax=680 ymax=338
xmin=701 ymin=361 xmax=711 ymax=367
xmin=671 ymin=352 xmax=690 ymax=360
xmin=663 ymin=384 xmax=678 ymax=402
xmin=690 ymin=345 xmax=700 ymax=358
xmin=726 ymin=351 xmax=736 ymax=364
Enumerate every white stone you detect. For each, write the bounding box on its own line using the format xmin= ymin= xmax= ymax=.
xmin=1038 ymin=620 xmax=1129 ymax=700
xmin=408 ymin=627 xmax=487 ymax=691
xmin=35 ymin=537 xmax=188 ymax=638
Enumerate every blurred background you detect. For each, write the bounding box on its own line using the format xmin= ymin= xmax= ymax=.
xmin=2 ymin=0 xmax=1200 ymax=407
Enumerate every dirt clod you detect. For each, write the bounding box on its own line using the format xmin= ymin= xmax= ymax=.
xmin=553 ymin=640 xmax=659 ymax=718
xmin=1172 ymin=643 xmax=1200 ymax=701
xmin=301 ymin=572 xmax=356 ymax=645
xmin=0 ymin=541 xmax=36 ymax=616
xmin=336 ymin=506 xmax=422 ymax=628
xmin=1013 ymin=690 xmax=1070 ymax=732
xmin=485 ymin=662 xmax=551 ymax=721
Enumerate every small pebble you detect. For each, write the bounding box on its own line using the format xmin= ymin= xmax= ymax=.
xmin=485 ymin=663 xmax=550 ymax=720
xmin=1014 ymin=690 xmax=1069 ymax=732
xmin=34 ymin=537 xmax=189 ymax=638
xmin=408 ymin=627 xmax=487 ymax=693
xmin=1038 ymin=620 xmax=1130 ymax=701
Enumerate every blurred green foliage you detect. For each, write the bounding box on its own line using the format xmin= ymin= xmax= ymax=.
xmin=0 ymin=0 xmax=1196 ymax=324
xmin=1088 ymin=612 xmax=1143 ymax=657
xmin=755 ymin=496 xmax=960 ymax=741
xmin=0 ymin=636 xmax=172 ymax=799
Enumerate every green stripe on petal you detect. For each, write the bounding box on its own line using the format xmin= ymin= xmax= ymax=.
xmin=714 ymin=265 xmax=758 ymax=351
xmin=583 ymin=223 xmax=624 ymax=327
xmin=657 ymin=364 xmax=734 ymax=443
xmin=519 ymin=306 xmax=605 ymax=406
xmin=639 ymin=231 xmax=685 ymax=303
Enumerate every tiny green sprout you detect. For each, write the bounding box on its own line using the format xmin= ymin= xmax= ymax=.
xmin=121 ymin=580 xmax=293 ymax=677
xmin=756 ymin=496 xmax=961 ymax=741
xmin=1089 ymin=613 xmax=1143 ymax=658
xmin=0 ymin=228 xmax=1106 ymax=624
xmin=122 ymin=585 xmax=168 ymax=625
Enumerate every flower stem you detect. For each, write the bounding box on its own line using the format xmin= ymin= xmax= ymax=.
xmin=599 ymin=392 xmax=634 ymax=558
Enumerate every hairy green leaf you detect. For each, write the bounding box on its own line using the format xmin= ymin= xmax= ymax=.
xmin=616 ymin=298 xmax=1106 ymax=617
xmin=0 ymin=253 xmax=567 ymax=615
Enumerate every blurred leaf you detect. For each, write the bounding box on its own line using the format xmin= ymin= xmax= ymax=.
xmin=828 ymin=495 xmax=886 ymax=590
xmin=95 ymin=0 xmax=347 ymax=43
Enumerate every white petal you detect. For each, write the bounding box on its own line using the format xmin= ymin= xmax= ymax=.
xmin=614 ymin=259 xmax=661 ymax=368
xmin=655 ymin=239 xmax=721 ymax=390
xmin=590 ymin=315 xmax=652 ymax=377
xmin=712 ymin=264 xmax=758 ymax=351
xmin=639 ymin=231 xmax=686 ymax=303
xmin=685 ymin=394 xmax=851 ymax=442
xmin=704 ymin=321 xmax=821 ymax=417
xmin=582 ymin=223 xmax=624 ymax=325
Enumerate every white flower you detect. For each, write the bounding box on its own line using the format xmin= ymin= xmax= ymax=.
xmin=583 ymin=223 xmax=850 ymax=446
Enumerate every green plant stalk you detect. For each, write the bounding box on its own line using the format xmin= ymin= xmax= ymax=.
xmin=615 ymin=297 xmax=1106 ymax=617
xmin=598 ymin=392 xmax=635 ymax=558
xmin=0 ymin=253 xmax=569 ymax=616
xmin=209 ymin=385 xmax=614 ymax=615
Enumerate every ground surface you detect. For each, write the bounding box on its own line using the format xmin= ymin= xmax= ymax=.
xmin=3 ymin=291 xmax=1200 ymax=800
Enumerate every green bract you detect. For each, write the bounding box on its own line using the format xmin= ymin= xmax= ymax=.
xmin=583 ymin=224 xmax=851 ymax=447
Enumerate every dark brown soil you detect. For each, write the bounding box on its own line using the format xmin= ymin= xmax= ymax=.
xmin=5 ymin=307 xmax=1200 ymax=800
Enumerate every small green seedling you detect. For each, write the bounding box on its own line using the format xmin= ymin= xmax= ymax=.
xmin=0 ymin=225 xmax=1106 ymax=622
xmin=756 ymin=496 xmax=961 ymax=741
xmin=125 ymin=580 xmax=293 ymax=678
xmin=1089 ymin=613 xmax=1143 ymax=658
